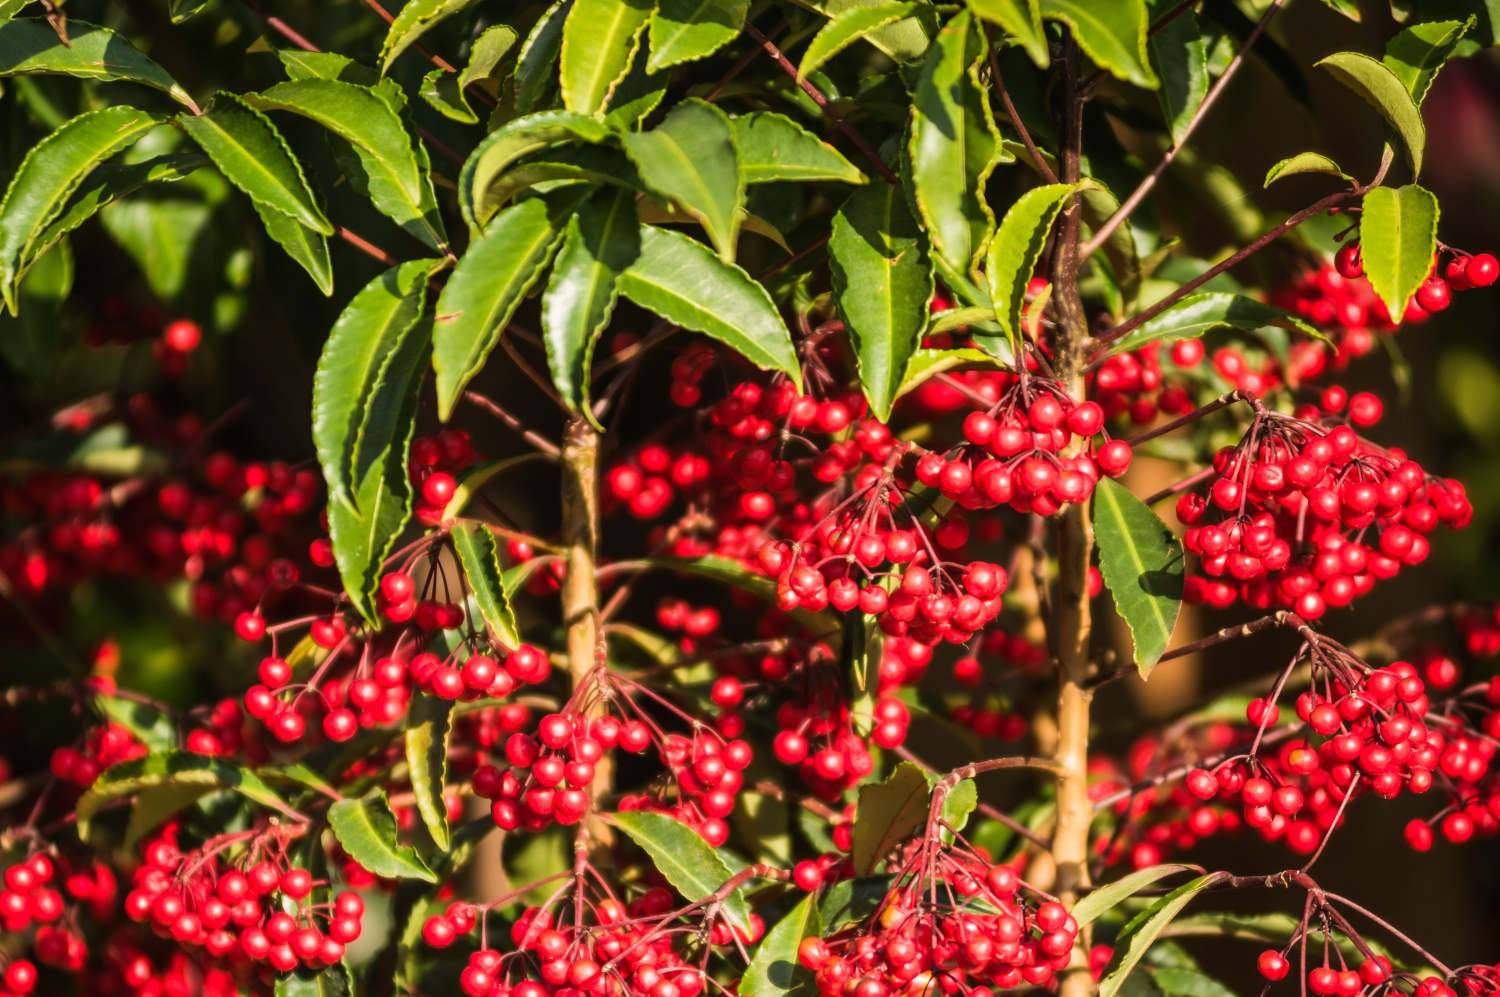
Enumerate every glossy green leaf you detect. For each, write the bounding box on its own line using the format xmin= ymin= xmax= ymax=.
xmin=617 ymin=224 xmax=801 ymax=388
xmin=818 ymin=876 xmax=891 ymax=932
xmin=0 ymin=106 xmax=160 ymax=313
xmin=649 ymin=0 xmax=749 ymax=71
xmin=178 ymin=91 xmax=332 ymax=235
xmin=459 ymin=110 xmax=613 ymax=228
xmin=851 ymin=762 xmax=929 ymax=874
xmin=984 ymin=182 xmax=1076 ymax=352
xmin=895 ymin=347 xmax=1009 ymax=400
xmin=1150 ymin=8 xmax=1207 ymax=144
xmin=1073 ymin=864 xmax=1201 ymax=927
xmin=542 ymin=186 xmax=640 ymax=415
xmin=742 ymin=892 xmax=820 ymax=997
xmin=1313 ymin=0 xmax=1362 ymax=21
xmin=1106 ymin=292 xmax=1322 ymax=355
xmin=1263 ymin=152 xmax=1351 ymax=187
xmin=732 ymin=111 xmax=864 ymax=185
xmin=1384 ymin=17 xmax=1474 ymax=105
xmin=939 ymin=778 xmax=977 ymax=843
xmin=0 ymin=18 xmax=199 ymax=112
xmin=251 ymin=79 xmax=447 ymax=251
xmin=1316 ymin=52 xmax=1425 ymax=176
xmin=275 ymin=965 xmax=353 ymax=997
xmin=560 ymin=0 xmax=652 ymax=114
xmin=255 ymin=202 xmax=334 ymax=295
xmin=433 ymin=197 xmax=566 ymax=420
xmin=380 ymin=0 xmax=482 ymax=72
xmin=312 ymin=260 xmax=433 ymax=506
xmin=799 ymin=1 xmax=916 ymax=80
xmin=622 ymin=99 xmax=742 ymax=261
xmin=329 ymin=792 xmax=437 ymax=882
xmin=420 ymin=24 xmax=518 ymax=123
xmin=910 ymin=11 xmax=1006 ymax=276
xmin=1094 ymin=476 xmax=1184 ymax=675
xmin=405 ymin=695 xmax=454 ymax=851
xmin=611 ymin=810 xmax=751 ymax=930
xmin=967 ymin=0 xmax=1047 ymax=68
xmin=1039 ymin=0 xmax=1157 ymax=89
xmin=95 ymin=694 xmax=176 ymax=752
xmin=278 ymin=50 xmax=379 ymax=85
xmin=830 ymin=183 xmax=932 ymax=421
xmin=451 ymin=522 xmax=522 ymax=648
xmin=1100 ymin=875 xmax=1221 ymax=997
xmin=1360 ymin=183 xmax=1439 ymax=319
xmin=77 ymin=750 xmax=291 ymax=836
xmin=513 ymin=0 xmax=571 ymax=112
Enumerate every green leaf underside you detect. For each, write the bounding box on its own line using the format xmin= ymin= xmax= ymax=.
xmin=1264 ymin=152 xmax=1350 ymax=187
xmin=1093 ymin=476 xmax=1184 ymax=675
xmin=1099 ymin=874 xmax=1221 ymax=997
xmin=800 ymin=1 xmax=916 ymax=80
xmin=1107 ymin=292 xmax=1323 ymax=355
xmin=1360 ymin=184 xmax=1439 ymax=320
xmin=1315 ymin=51 xmax=1426 ymax=176
xmin=405 ymin=695 xmax=454 ymax=851
xmin=611 ymin=810 xmax=752 ymax=930
xmin=379 ymin=0 xmax=481 ymax=73
xmin=985 ymin=183 xmax=1076 ymax=351
xmin=255 ymin=201 xmax=335 ymax=295
xmin=741 ymin=891 xmax=820 ymax=997
xmin=542 ymin=185 xmax=641 ymax=414
xmin=1072 ymin=864 xmax=1202 ymax=927
xmin=622 ymin=99 xmax=743 ymax=261
xmin=1039 ymin=0 xmax=1157 ymax=89
xmin=178 ymin=91 xmax=332 ymax=235
xmin=1384 ymin=17 xmax=1473 ymax=105
xmin=459 ymin=110 xmax=613 ymax=228
xmin=0 ymin=18 xmax=198 ymax=112
xmin=450 ymin=522 xmax=522 ymax=648
xmin=830 ymin=183 xmax=932 ymax=421
xmin=328 ymin=792 xmax=437 ymax=882
xmin=732 ymin=111 xmax=864 ymax=184
xmin=616 ymin=224 xmax=801 ymax=388
xmin=0 ymin=106 xmax=161 ymax=313
xmin=851 ymin=761 xmax=928 ymax=874
xmin=910 ymin=10 xmax=1006 ymax=277
xmin=433 ymin=197 xmax=566 ymax=420
xmin=251 ymin=79 xmax=447 ymax=251
xmin=560 ymin=0 xmax=652 ymax=115
xmin=649 ymin=0 xmax=750 ymax=71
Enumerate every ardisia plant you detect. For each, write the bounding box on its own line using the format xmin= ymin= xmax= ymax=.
xmin=4 ymin=1 xmax=1500 ymax=996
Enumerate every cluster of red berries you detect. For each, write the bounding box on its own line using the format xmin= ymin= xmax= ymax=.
xmin=1177 ymin=412 xmax=1470 ymax=618
xmin=49 ymin=721 xmax=146 ymax=789
xmin=1091 ymin=341 xmax=1199 ymax=425
xmin=410 ymin=428 xmax=479 ymax=526
xmin=122 ymin=829 xmax=363 ymax=975
xmin=0 ymin=856 xmax=64 ymax=937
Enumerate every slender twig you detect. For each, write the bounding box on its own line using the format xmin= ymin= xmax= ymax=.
xmin=986 ymin=29 xmax=1058 ymax=185
xmin=462 ymin=391 xmax=562 ymax=460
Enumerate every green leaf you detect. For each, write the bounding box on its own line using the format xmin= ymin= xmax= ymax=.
xmin=1100 ymin=874 xmax=1222 ymax=997
xmin=0 ymin=106 xmax=159 ymax=313
xmin=279 ymin=50 xmax=379 ymax=85
xmin=405 ymin=695 xmax=454 ymax=852
xmin=420 ymin=24 xmax=518 ymax=123
xmin=851 ymin=761 xmax=929 ymax=875
xmin=1263 ymin=152 xmax=1351 ymax=187
xmin=896 ymin=347 xmax=1009 ymax=400
xmin=124 ymin=784 xmax=214 ymax=849
xmin=0 ymin=237 xmax=71 ymax=380
xmin=459 ymin=110 xmax=613 ymax=229
xmin=1315 ymin=52 xmax=1426 ymax=176
xmin=178 ymin=91 xmax=332 ymax=236
xmin=967 ymin=0 xmax=1048 ymax=68
xmin=732 ymin=111 xmax=864 ymax=185
xmin=275 ymin=965 xmax=353 ymax=997
xmin=0 ymin=18 xmax=199 ymax=113
xmin=939 ymin=778 xmax=977 ymax=843
xmin=312 ymin=259 xmax=433 ymax=506
xmin=984 ymin=182 xmax=1076 ymax=352
xmin=77 ymin=749 xmax=291 ymax=837
xmin=329 ymin=792 xmax=437 ymax=882
xmin=251 ymin=79 xmax=447 ymax=251
xmin=649 ymin=0 xmax=749 ymax=71
xmin=742 ymin=892 xmax=820 ymax=997
xmin=622 ymin=99 xmax=743 ymax=261
xmin=1073 ymin=864 xmax=1201 ymax=927
xmin=560 ymin=0 xmax=652 ymax=115
xmin=611 ymin=810 xmax=751 ymax=930
xmin=1039 ymin=0 xmax=1157 ymax=89
xmin=1150 ymin=8 xmax=1207 ymax=144
xmin=1384 ymin=17 xmax=1474 ymax=106
xmin=433 ymin=197 xmax=566 ymax=420
xmin=325 ymin=262 xmax=438 ymax=623
xmin=451 ymin=522 xmax=522 ymax=648
xmin=1313 ymin=0 xmax=1362 ymax=21
xmin=799 ymin=1 xmax=917 ymax=79
xmin=830 ymin=183 xmax=932 ymax=421
xmin=95 ymin=694 xmax=176 ymax=752
xmin=1106 ymin=292 xmax=1323 ymax=355
xmin=1360 ymin=183 xmax=1439 ymax=319
xmin=542 ymin=185 xmax=640 ymax=416
xmin=617 ymin=224 xmax=801 ymax=388
xmin=513 ymin=0 xmax=571 ymax=113
xmin=1094 ymin=476 xmax=1184 ymax=675
xmin=167 ymin=0 xmax=212 ymax=22
xmin=910 ymin=10 xmax=1006 ymax=276
xmin=818 ymin=876 xmax=890 ymax=931
xmin=255 ymin=202 xmax=334 ymax=295
xmin=379 ymin=0 xmax=482 ymax=73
